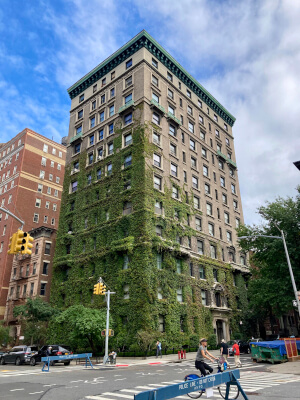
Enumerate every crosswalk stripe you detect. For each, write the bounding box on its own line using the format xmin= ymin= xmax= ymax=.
xmin=120 ymin=390 xmax=141 ymax=394
xmin=102 ymin=393 xmax=133 ymax=398
xmin=85 ymin=397 xmax=114 ymax=400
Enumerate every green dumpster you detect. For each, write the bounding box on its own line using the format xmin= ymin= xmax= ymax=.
xmin=251 ymin=341 xmax=288 ymax=364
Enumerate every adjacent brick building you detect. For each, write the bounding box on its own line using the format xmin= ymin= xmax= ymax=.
xmin=52 ymin=31 xmax=249 ymax=345
xmin=0 ymin=129 xmax=66 ymax=320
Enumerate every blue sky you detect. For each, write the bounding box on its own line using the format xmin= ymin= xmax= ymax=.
xmin=1 ymin=0 xmax=299 ymax=225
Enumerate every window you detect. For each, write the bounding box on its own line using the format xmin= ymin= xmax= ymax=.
xmin=41 ymin=157 xmax=46 ymax=166
xmin=88 ymin=153 xmax=94 ymax=164
xmin=192 ymin=176 xmax=198 ymax=189
xmin=208 ymin=222 xmax=214 ymax=236
xmin=107 ymin=163 xmax=112 ymax=175
xmin=74 ymin=143 xmax=81 ymax=154
xmin=153 ymin=131 xmax=160 ymax=145
xmin=153 ymin=153 xmax=161 ymax=168
xmin=188 ymin=121 xmax=194 ymax=133
xmin=197 ymin=240 xmax=204 ymax=255
xmin=187 ymin=105 xmax=192 ymax=115
xmin=124 ymin=154 xmax=132 ymax=167
xmin=152 ymin=58 xmax=158 ymax=68
xmin=229 ymin=251 xmax=235 ymax=262
xmin=125 ymin=93 xmax=132 ymax=104
xmin=109 ymin=105 xmax=114 ymax=117
xmin=152 ymin=112 xmax=160 ymax=125
xmin=92 ymin=100 xmax=96 ymax=110
xmin=167 ymin=72 xmax=173 ymax=81
xmin=220 ymin=176 xmax=225 ymax=187
xmin=169 ymin=124 xmax=176 ymax=137
xmin=97 ymin=168 xmax=102 ymax=180
xmin=229 ymin=168 xmax=234 ymax=177
xmin=170 ymin=163 xmax=177 ymax=177
xmin=227 ymin=231 xmax=232 ymax=243
xmin=102 ymin=77 xmax=106 ymax=86
xmin=39 ymin=170 xmax=45 ymax=179
xmin=33 ymin=213 xmax=39 ymax=223
xmin=101 ymin=94 xmax=105 ymax=105
xmin=195 ymin=217 xmax=202 ymax=231
xmin=219 ymin=159 xmax=224 ymax=170
xmin=152 ymin=75 xmax=158 ymax=86
xmin=177 ymin=288 xmax=183 ymax=303
xmin=43 ymin=144 xmax=48 ymax=153
xmin=99 ymin=111 xmax=105 ymax=122
xmin=152 ymin=92 xmax=159 ymax=103
xmin=224 ymin=212 xmax=230 ymax=224
xmin=89 ymin=134 xmax=94 ymax=146
xmin=240 ymin=255 xmax=246 ymax=265
xmin=226 ymin=137 xmax=230 ymax=146
xmin=108 ymin=123 xmax=113 ymax=135
xmin=123 ymin=201 xmax=132 ymax=215
xmin=124 ymin=112 xmax=132 ymax=125
xmin=215 ymin=129 xmax=220 ymax=137
xmin=57 ymin=163 xmax=61 ymax=170
xmin=8 ymin=194 xmax=12 ymax=204
xmin=199 ymin=266 xmax=205 ymax=279
xmin=154 ymin=175 xmax=162 ymax=190
xmin=202 ymin=147 xmax=208 ymax=158
xmin=233 ymin=200 xmax=238 ymax=210
xmin=45 ymin=242 xmax=51 ymax=255
xmin=203 ymin=165 xmax=208 ymax=177
xmin=87 ymin=174 xmax=92 ymax=185
xmin=98 ymin=129 xmax=104 ymax=141
xmin=231 ymin=183 xmax=236 ymax=194
xmin=210 ymin=245 xmax=217 ymax=259
xmin=42 ymin=262 xmax=49 ymax=275
xmin=172 ymin=186 xmax=179 ymax=199
xmin=222 ymin=193 xmax=227 ymax=204
xmin=170 ymin=143 xmax=176 ymax=156
xmin=156 ymin=253 xmax=162 ymax=269
xmin=168 ymin=105 xmax=175 ymax=115
xmin=168 ymin=88 xmax=174 ymax=99
xmin=193 ymin=195 xmax=200 ymax=209
xmin=126 ymin=59 xmax=132 ymax=69
xmin=156 ymin=225 xmax=162 ymax=237
xmin=235 ymin=218 xmax=240 ymax=228
xmin=49 ymin=173 xmax=53 ymax=181
xmin=40 ymin=283 xmax=47 ymax=296
xmin=79 ymin=93 xmax=84 ymax=102
xmin=227 ymin=152 xmax=232 ymax=159
xmin=199 ymin=115 xmax=204 ymax=124
xmin=206 ymin=203 xmax=212 ymax=215
xmin=224 ymin=123 xmax=228 ymax=131
xmin=123 ymin=254 xmax=130 ymax=270
xmin=183 ymin=171 xmax=187 ymax=183
xmin=110 ymin=87 xmax=115 ymax=98
xmin=93 ymin=84 xmax=97 ymax=93
xmin=35 ymin=198 xmax=41 ymax=208
xmin=158 ymin=315 xmax=165 ymax=332
xmin=71 ymin=181 xmax=78 ymax=192
xmin=204 ymin=183 xmax=210 ymax=195
xmin=191 ymin=157 xmax=197 ymax=169
xmin=155 ymin=201 xmax=162 ymax=214
xmin=189 ymin=138 xmax=195 ymax=151
xmin=201 ymin=290 xmax=207 ymax=305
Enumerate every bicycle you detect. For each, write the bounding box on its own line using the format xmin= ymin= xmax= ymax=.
xmin=184 ymin=358 xmax=240 ymax=399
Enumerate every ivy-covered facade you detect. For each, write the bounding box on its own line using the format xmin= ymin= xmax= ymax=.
xmin=51 ymin=31 xmax=250 ymax=347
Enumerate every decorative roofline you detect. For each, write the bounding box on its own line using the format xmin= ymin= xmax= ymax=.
xmin=68 ymin=30 xmax=236 ymax=126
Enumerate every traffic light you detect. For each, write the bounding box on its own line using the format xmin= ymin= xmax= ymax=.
xmin=7 ymin=233 xmax=18 ymax=254
xmin=23 ymin=232 xmax=34 ymax=255
xmin=99 ymin=282 xmax=106 ymax=295
xmin=93 ymin=283 xmax=100 ymax=295
xmin=15 ymin=230 xmax=26 ymax=253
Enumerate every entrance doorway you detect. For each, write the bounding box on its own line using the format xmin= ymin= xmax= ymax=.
xmin=216 ymin=320 xmax=224 ymax=344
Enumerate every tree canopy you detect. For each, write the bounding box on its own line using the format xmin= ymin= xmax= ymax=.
xmin=238 ymin=188 xmax=300 ymax=322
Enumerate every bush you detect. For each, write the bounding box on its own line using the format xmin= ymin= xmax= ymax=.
xmin=207 ymin=334 xmax=217 ymax=350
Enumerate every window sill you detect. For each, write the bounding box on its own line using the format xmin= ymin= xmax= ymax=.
xmin=169 ymin=153 xmax=179 ymax=161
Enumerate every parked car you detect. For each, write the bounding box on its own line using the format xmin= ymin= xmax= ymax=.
xmin=228 ymin=340 xmax=251 ymax=356
xmin=29 ymin=345 xmax=73 ymax=366
xmin=0 ymin=345 xmax=38 ymax=365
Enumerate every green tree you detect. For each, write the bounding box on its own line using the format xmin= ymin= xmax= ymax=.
xmin=238 ymin=188 xmax=300 ymax=333
xmin=50 ymin=305 xmax=107 ymax=354
xmin=0 ymin=321 xmax=10 ymax=347
xmin=13 ymin=298 xmax=56 ymax=345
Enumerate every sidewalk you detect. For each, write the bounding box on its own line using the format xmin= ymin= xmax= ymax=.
xmin=103 ymin=350 xmax=300 ymax=375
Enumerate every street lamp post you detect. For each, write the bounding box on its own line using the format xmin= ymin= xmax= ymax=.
xmin=239 ymin=232 xmax=300 ymax=318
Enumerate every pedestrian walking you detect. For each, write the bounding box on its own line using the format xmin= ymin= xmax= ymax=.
xmin=195 ymin=338 xmax=218 ymax=376
xmin=220 ymin=339 xmax=231 ymax=367
xmin=156 ymin=340 xmax=162 ymax=358
xmin=232 ymin=340 xmax=242 ymax=367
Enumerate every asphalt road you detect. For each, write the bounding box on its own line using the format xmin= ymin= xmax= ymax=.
xmin=0 ymin=355 xmax=300 ymax=400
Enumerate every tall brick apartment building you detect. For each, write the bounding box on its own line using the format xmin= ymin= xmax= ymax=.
xmin=0 ymin=129 xmax=66 ymax=320
xmin=52 ymin=31 xmax=249 ymax=344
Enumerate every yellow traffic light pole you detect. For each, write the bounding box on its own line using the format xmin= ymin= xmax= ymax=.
xmin=0 ymin=206 xmax=24 ymax=231
xmin=93 ymin=277 xmax=115 ymax=364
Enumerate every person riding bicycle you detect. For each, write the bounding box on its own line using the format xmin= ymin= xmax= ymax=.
xmin=195 ymin=338 xmax=218 ymax=376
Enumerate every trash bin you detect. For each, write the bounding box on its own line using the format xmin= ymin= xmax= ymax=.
xmin=251 ymin=341 xmax=288 ymax=364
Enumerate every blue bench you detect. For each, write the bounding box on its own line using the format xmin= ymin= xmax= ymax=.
xmin=134 ymin=370 xmax=249 ymax=400
xmin=41 ymin=353 xmax=93 ymax=372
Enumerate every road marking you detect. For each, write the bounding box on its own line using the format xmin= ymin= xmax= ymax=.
xmin=85 ymin=397 xmax=113 ymax=400
xmin=29 ymin=392 xmax=44 ymax=395
xmin=102 ymin=393 xmax=133 ymax=399
xmin=70 ymin=380 xmax=84 ymax=383
xmin=10 ymin=389 xmax=24 ymax=391
xmin=115 ymin=378 xmax=126 ymax=381
xmin=43 ymin=384 xmax=57 ymax=387
xmin=120 ymin=390 xmax=142 ymax=394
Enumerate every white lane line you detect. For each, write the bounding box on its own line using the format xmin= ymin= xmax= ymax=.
xmin=10 ymin=388 xmax=24 ymax=391
xmin=70 ymin=380 xmax=84 ymax=383
xmin=147 ymin=384 xmax=166 ymax=387
xmin=136 ymin=386 xmax=156 ymax=390
xmin=120 ymin=390 xmax=142 ymax=394
xmin=43 ymin=384 xmax=57 ymax=387
xmin=115 ymin=378 xmax=127 ymax=381
xmin=102 ymin=393 xmax=133 ymax=399
xmin=85 ymin=397 xmax=113 ymax=400
xmin=29 ymin=392 xmax=44 ymax=395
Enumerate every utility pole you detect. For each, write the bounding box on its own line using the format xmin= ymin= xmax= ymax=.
xmin=0 ymin=206 xmax=24 ymax=230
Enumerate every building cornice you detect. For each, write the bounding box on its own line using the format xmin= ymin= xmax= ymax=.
xmin=67 ymin=30 xmax=236 ymax=126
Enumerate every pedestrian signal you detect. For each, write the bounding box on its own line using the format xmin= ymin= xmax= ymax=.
xmin=7 ymin=233 xmax=18 ymax=254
